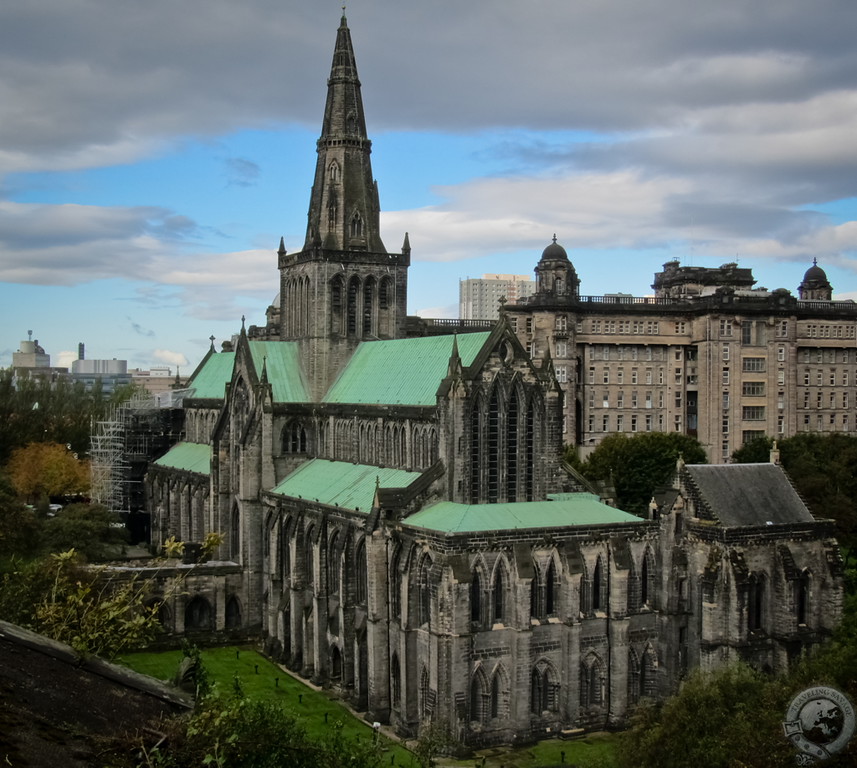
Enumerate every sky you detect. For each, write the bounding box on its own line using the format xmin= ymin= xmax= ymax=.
xmin=1 ymin=0 xmax=856 ymax=372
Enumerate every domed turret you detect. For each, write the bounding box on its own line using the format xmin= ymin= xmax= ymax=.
xmin=534 ymin=235 xmax=580 ymax=300
xmin=798 ymin=258 xmax=832 ymax=300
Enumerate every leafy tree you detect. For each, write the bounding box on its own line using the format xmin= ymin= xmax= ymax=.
xmin=618 ymin=578 xmax=857 ymax=768
xmin=137 ymin=693 xmax=384 ymax=768
xmin=7 ymin=441 xmax=90 ymax=503
xmin=0 ymin=368 xmax=142 ymax=463
xmin=0 ymin=474 xmax=44 ymax=560
xmin=0 ymin=549 xmax=160 ymax=659
xmin=42 ymin=503 xmax=128 ymax=561
xmin=577 ymin=432 xmax=707 ymax=514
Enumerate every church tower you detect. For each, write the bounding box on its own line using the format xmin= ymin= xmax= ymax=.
xmin=278 ymin=14 xmax=409 ymax=397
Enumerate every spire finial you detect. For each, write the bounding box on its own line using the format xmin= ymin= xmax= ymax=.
xmin=241 ymin=315 xmax=246 ymax=330
xmin=209 ymin=335 xmax=216 ymax=351
xmin=552 ymin=233 xmax=557 ymax=244
xmin=813 ymin=257 xmax=818 ymax=266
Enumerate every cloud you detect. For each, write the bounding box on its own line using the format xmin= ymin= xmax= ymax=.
xmin=224 ymin=157 xmax=261 ymax=188
xmin=152 ymin=349 xmax=189 ymax=367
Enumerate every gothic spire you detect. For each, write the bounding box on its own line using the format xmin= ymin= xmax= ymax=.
xmin=303 ymin=14 xmax=386 ymax=253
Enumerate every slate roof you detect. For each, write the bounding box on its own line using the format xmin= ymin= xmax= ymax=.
xmin=153 ymin=442 xmax=212 ymax=475
xmin=187 ymin=342 xmax=309 ymax=403
xmin=684 ymin=463 xmax=815 ymax=526
xmin=269 ymin=459 xmax=423 ymax=513
xmin=403 ymin=495 xmax=642 ymax=534
xmin=324 ymin=333 xmax=490 ymax=406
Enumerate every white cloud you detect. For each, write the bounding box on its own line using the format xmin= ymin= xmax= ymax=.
xmin=153 ymin=349 xmax=189 ymax=367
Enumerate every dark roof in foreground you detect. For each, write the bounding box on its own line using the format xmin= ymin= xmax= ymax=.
xmin=684 ymin=463 xmax=815 ymax=527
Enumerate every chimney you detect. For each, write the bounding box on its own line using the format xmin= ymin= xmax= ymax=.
xmin=78 ymin=343 xmax=85 ymax=361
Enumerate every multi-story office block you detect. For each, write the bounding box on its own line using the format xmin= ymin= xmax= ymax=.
xmin=460 ymin=273 xmax=535 ymax=320
xmin=507 ymin=241 xmax=855 ymax=462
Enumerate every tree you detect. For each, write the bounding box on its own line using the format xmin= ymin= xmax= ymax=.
xmin=0 ymin=549 xmax=160 ymax=659
xmin=137 ymin=693 xmax=384 ymax=768
xmin=7 ymin=441 xmax=90 ymax=503
xmin=0 ymin=474 xmax=44 ymax=560
xmin=42 ymin=503 xmax=128 ymax=561
xmin=577 ymin=432 xmax=707 ymax=514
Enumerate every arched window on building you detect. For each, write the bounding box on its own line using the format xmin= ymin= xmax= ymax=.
xmin=328 ymin=532 xmax=340 ymax=594
xmin=390 ymin=546 xmax=403 ymax=621
xmin=530 ymin=662 xmax=557 ymax=715
xmin=470 ymin=566 xmax=483 ymax=626
xmin=391 ymin=653 xmax=401 ymax=710
xmin=641 ymin=547 xmax=655 ymax=607
xmin=350 ymin=212 xmax=363 ymax=238
xmin=330 ymin=645 xmax=342 ymax=681
xmin=355 ymin=538 xmax=367 ymax=605
xmin=328 ymin=160 xmax=340 ymax=182
xmin=469 ymin=397 xmax=482 ymax=503
xmin=506 ymin=390 xmax=519 ymax=501
xmin=419 ymin=666 xmax=432 ymax=721
xmin=492 ymin=562 xmax=506 ymax=623
xmin=418 ymin=555 xmax=432 ymax=627
xmin=185 ymin=596 xmax=213 ymax=631
xmin=580 ymin=653 xmax=605 ymax=710
xmin=470 ymin=668 xmax=489 ymax=724
xmin=347 ymin=276 xmax=360 ymax=335
xmin=378 ymin=277 xmax=393 ymax=337
xmin=592 ymin=554 xmax=606 ymax=612
xmin=796 ymin=569 xmax=811 ymax=626
xmin=225 ymin=595 xmax=242 ymax=629
xmin=487 ymin=387 xmax=500 ymax=502
xmin=362 ymin=276 xmax=375 ymax=337
xmin=283 ymin=421 xmax=308 ymax=454
xmin=490 ymin=667 xmax=506 ymax=719
xmin=330 ymin=276 xmax=344 ymax=335
xmin=304 ymin=527 xmax=315 ymax=589
xmin=530 ymin=564 xmax=542 ymax=619
xmin=747 ymin=572 xmax=766 ymax=633
xmin=230 ymin=505 xmax=240 ymax=561
xmin=546 ymin=558 xmax=559 ymax=616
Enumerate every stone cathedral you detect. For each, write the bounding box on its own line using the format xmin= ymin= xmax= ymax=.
xmin=145 ymin=15 xmax=843 ymax=747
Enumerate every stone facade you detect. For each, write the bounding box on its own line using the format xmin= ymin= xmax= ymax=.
xmin=506 ymin=246 xmax=857 ymax=463
xmin=143 ymin=14 xmax=844 ymax=749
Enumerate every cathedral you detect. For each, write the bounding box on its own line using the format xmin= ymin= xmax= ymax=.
xmin=144 ymin=15 xmax=843 ymax=747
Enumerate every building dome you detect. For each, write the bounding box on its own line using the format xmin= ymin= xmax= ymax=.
xmin=803 ymin=259 xmax=828 ymax=283
xmin=540 ymin=236 xmax=569 ymax=263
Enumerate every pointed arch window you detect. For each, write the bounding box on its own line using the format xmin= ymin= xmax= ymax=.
xmin=525 ymin=396 xmax=536 ymax=500
xmin=328 ymin=160 xmax=340 ymax=182
xmin=330 ymin=276 xmax=344 ymax=335
xmin=470 ymin=670 xmax=489 ymax=724
xmin=490 ymin=668 xmax=504 ymax=719
xmin=362 ymin=276 xmax=375 ymax=336
xmin=390 ymin=546 xmax=403 ymax=621
xmin=304 ymin=528 xmax=315 ymax=589
xmin=506 ymin=390 xmax=519 ymax=501
xmin=641 ymin=548 xmax=655 ymax=607
xmin=327 ymin=198 xmax=338 ymax=228
xmin=350 ymin=212 xmax=363 ymax=238
xmin=796 ymin=569 xmax=810 ymax=626
xmin=391 ymin=653 xmax=401 ymax=710
xmin=347 ymin=276 xmax=360 ymax=335
xmin=530 ymin=564 xmax=542 ymax=619
xmin=419 ymin=666 xmax=431 ymax=721
xmin=487 ymin=387 xmax=500 ymax=502
xmin=328 ymin=532 xmax=340 ymax=594
xmin=470 ymin=567 xmax=483 ymax=626
xmin=592 ymin=554 xmax=606 ymax=612
xmin=492 ymin=562 xmax=506 ymax=623
xmin=546 ymin=558 xmax=559 ymax=615
xmin=355 ymin=539 xmax=367 ymax=605
xmin=580 ymin=654 xmax=605 ymax=709
xmin=469 ymin=398 xmax=482 ymax=503
xmin=230 ymin=505 xmax=240 ymax=561
xmin=418 ymin=555 xmax=432 ymax=627
xmin=747 ymin=572 xmax=765 ymax=632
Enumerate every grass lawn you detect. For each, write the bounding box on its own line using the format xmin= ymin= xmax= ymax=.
xmin=119 ymin=646 xmax=618 ymax=768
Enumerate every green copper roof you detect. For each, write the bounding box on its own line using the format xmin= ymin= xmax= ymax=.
xmin=189 ymin=352 xmax=235 ymax=400
xmin=187 ymin=342 xmax=308 ymax=403
xmin=153 ymin=442 xmax=212 ymax=475
xmin=324 ymin=333 xmax=490 ymax=406
xmin=403 ymin=495 xmax=642 ymax=534
xmin=269 ymin=459 xmax=422 ymax=513
xmin=248 ymin=342 xmax=309 ymax=403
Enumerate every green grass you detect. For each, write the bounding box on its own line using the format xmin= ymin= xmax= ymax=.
xmin=119 ymin=645 xmax=417 ymax=766
xmin=119 ymin=646 xmax=619 ymax=768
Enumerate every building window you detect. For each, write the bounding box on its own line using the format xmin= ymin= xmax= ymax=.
xmin=747 ymin=573 xmax=765 ymax=632
xmin=722 ymin=344 xmax=730 ymax=361
xmin=742 ymin=406 xmax=765 ymax=420
xmin=602 ymin=414 xmax=609 ymax=432
xmin=742 ymin=357 xmax=766 ymax=372
xmin=742 ymin=382 xmax=765 ymax=397
xmin=617 ymin=414 xmax=624 ymax=431
xmin=720 ymin=319 xmax=733 ymax=338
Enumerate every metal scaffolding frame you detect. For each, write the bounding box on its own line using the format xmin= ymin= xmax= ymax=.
xmin=90 ymin=389 xmax=190 ymax=514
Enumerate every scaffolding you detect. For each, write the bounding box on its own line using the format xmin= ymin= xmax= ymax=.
xmin=90 ymin=389 xmax=190 ymax=515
